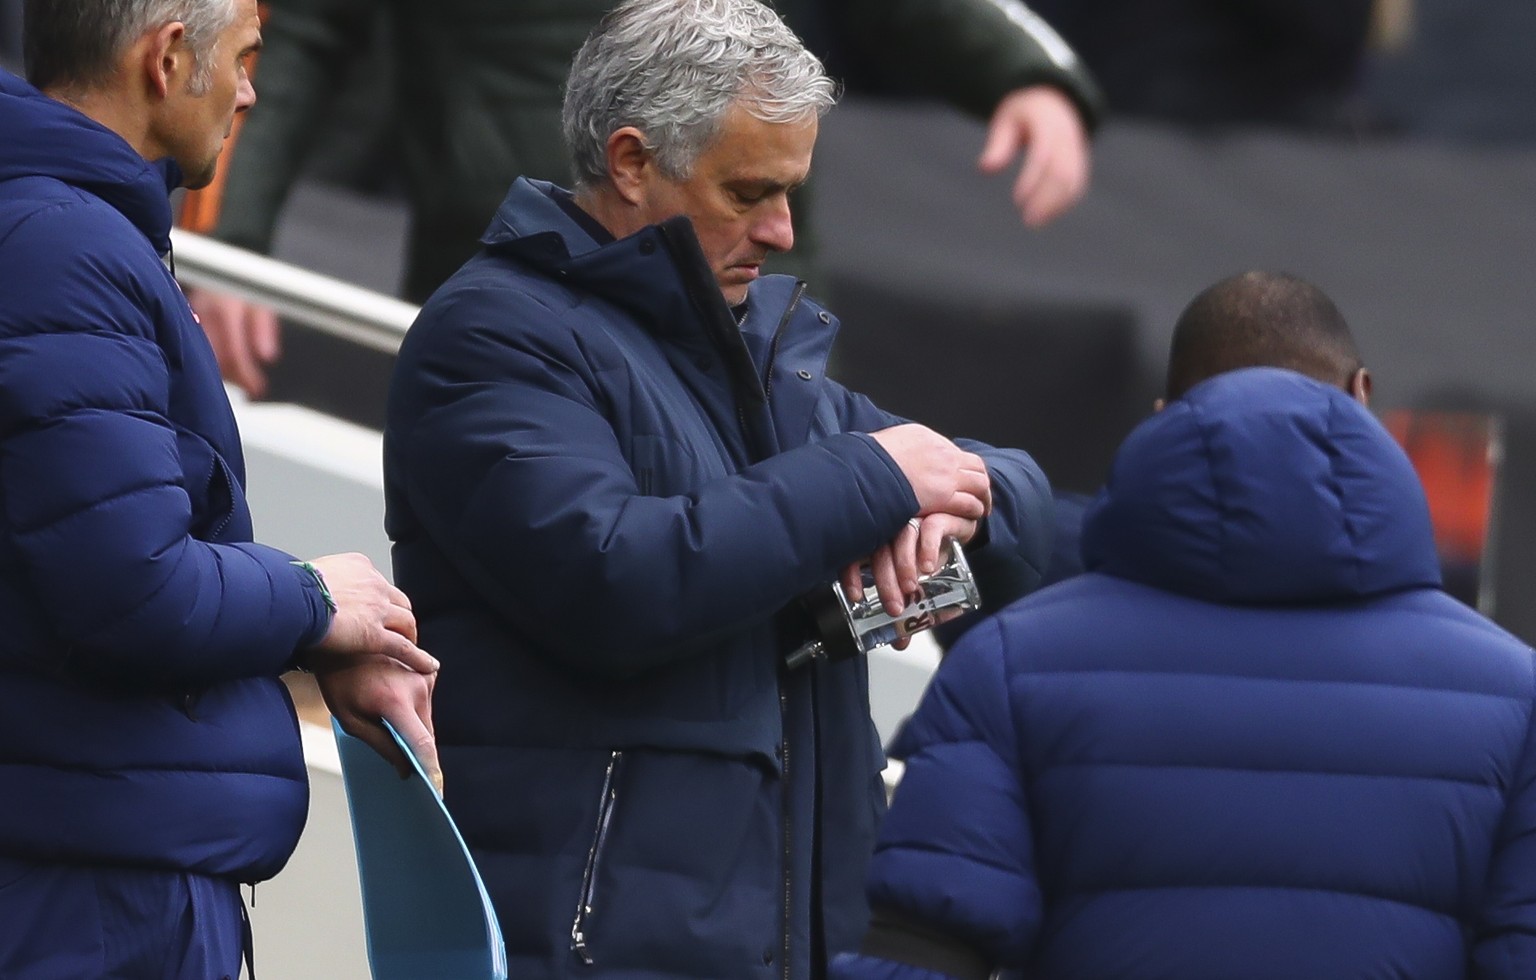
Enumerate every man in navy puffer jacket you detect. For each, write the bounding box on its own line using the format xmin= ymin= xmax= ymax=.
xmin=833 ymin=274 xmax=1536 ymax=978
xmin=384 ymin=2 xmax=1054 ymax=977
xmin=0 ymin=2 xmax=438 ymax=975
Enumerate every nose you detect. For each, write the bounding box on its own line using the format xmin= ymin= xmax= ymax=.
xmin=751 ymin=194 xmax=795 ymax=254
xmin=236 ymin=71 xmax=256 ymax=113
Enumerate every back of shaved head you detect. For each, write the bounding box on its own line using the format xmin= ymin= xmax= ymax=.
xmin=1165 ymin=271 xmax=1363 ymax=400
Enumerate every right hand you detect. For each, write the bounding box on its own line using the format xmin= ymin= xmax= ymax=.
xmin=869 ymin=424 xmax=992 ymax=521
xmin=304 ymin=552 xmax=435 ymax=674
xmin=187 ymin=287 xmax=282 ymax=399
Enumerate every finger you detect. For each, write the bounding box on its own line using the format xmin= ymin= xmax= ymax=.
xmin=916 ymin=521 xmax=945 ymax=576
xmin=1030 ymin=142 xmax=1090 ymax=227
xmin=1014 ymin=138 xmax=1049 ymax=203
xmin=840 ymin=561 xmax=866 ymax=603
xmin=978 ymin=112 xmax=1023 ymax=174
xmin=959 ymin=462 xmax=994 ymax=515
xmin=251 ymin=307 xmax=282 ymax=364
xmin=336 ymin=711 xmax=413 ymax=780
xmin=942 ymin=491 xmax=989 ymax=522
xmin=384 ymin=580 xmax=413 ymax=610
xmin=871 ymin=545 xmax=905 ymax=618
xmin=228 ymin=328 xmax=265 ymax=399
xmin=383 ymin=601 xmax=419 ymax=645
xmin=386 ymin=698 xmax=443 ymax=795
xmin=1019 ymin=155 xmax=1073 ymax=227
xmin=388 ymin=635 xmax=440 ymax=675
xmin=893 ymin=523 xmax=921 ymax=600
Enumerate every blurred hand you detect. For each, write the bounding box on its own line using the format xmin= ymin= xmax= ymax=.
xmin=842 ymin=513 xmax=980 ymax=619
xmin=978 ymin=85 xmax=1092 ymax=228
xmin=187 ymin=287 xmax=282 ymax=398
xmin=869 ymin=424 xmax=992 ymax=522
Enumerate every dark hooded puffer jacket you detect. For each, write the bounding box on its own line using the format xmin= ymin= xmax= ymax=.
xmin=834 ymin=368 xmax=1536 ymax=979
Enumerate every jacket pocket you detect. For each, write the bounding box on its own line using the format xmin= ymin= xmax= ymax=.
xmin=570 ymin=749 xmax=625 ymax=965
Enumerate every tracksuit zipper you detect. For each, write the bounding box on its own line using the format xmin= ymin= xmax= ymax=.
xmin=770 ymin=284 xmax=806 ymax=980
xmin=571 ymin=750 xmax=624 ymax=964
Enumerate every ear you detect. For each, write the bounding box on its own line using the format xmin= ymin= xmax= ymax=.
xmin=606 ymin=126 xmax=654 ymax=206
xmin=1152 ymin=397 xmax=1166 ymax=413
xmin=139 ymin=20 xmax=191 ymax=100
xmin=1349 ymin=367 xmax=1372 ymax=407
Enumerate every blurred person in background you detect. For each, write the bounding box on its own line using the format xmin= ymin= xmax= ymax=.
xmin=831 ymin=273 xmax=1536 ymax=979
xmin=384 ymin=2 xmax=1058 ymax=976
xmin=1028 ymin=0 xmax=1377 ymax=128
xmin=0 ymin=1 xmax=438 ymax=974
xmin=178 ymin=0 xmax=1103 ymax=398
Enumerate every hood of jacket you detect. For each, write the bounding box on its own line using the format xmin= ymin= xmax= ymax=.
xmin=0 ymin=68 xmax=181 ymax=253
xmin=1082 ymin=367 xmax=1441 ymax=603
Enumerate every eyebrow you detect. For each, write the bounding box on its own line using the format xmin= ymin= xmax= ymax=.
xmin=729 ymin=175 xmax=809 ymax=195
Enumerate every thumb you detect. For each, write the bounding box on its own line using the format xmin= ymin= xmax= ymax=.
xmin=978 ymin=111 xmax=1023 ymax=174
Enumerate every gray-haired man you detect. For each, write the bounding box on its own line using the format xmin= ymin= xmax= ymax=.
xmin=384 ymin=0 xmax=1055 ymax=977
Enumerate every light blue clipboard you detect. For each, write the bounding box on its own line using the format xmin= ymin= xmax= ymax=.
xmin=332 ymin=718 xmax=508 ymax=980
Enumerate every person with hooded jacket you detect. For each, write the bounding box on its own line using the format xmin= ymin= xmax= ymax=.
xmin=384 ymin=2 xmax=1054 ymax=977
xmin=0 ymin=2 xmax=436 ymax=974
xmin=831 ymin=278 xmax=1536 ymax=979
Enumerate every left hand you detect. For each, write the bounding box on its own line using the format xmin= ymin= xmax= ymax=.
xmin=309 ymin=650 xmax=442 ymax=793
xmin=977 ymin=85 xmax=1092 ymax=227
xmin=841 ymin=513 xmax=981 ymax=624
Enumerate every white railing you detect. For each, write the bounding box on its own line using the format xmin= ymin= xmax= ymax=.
xmin=169 ymin=229 xmax=417 ymax=355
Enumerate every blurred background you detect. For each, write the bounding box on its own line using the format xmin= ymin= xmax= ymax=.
xmin=5 ymin=0 xmax=1530 ymax=630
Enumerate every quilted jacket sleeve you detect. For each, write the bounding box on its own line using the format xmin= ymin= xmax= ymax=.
xmin=832 ymin=617 xmax=1044 ymax=978
xmin=1472 ymin=693 xmax=1536 ymax=976
xmin=0 ymin=207 xmax=331 ymax=687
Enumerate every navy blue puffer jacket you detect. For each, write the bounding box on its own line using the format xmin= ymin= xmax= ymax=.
xmin=385 ymin=178 xmax=1054 ymax=979
xmin=834 ymin=369 xmax=1536 ymax=979
xmin=0 ymin=70 xmax=332 ymax=882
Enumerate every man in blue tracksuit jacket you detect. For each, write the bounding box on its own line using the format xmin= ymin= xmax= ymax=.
xmin=832 ymin=273 xmax=1536 ymax=978
xmin=383 ymin=2 xmax=1053 ymax=977
xmin=0 ymin=2 xmax=437 ymax=975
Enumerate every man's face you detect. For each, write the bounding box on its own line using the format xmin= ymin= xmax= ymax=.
xmin=165 ymin=0 xmax=261 ymax=189
xmin=636 ymin=104 xmax=817 ymax=307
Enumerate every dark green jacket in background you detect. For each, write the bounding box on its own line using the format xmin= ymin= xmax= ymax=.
xmin=212 ymin=0 xmax=1102 ymax=302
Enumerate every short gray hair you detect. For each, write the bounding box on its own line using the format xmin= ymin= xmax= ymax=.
xmin=25 ymin=0 xmax=237 ymax=94
xmin=562 ymin=0 xmax=838 ymax=189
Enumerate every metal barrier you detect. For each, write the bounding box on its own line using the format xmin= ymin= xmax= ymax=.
xmin=169 ymin=228 xmax=417 ymax=355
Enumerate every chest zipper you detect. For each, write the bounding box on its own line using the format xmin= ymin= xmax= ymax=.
xmin=209 ymin=456 xmax=236 ymax=538
xmin=780 ymin=686 xmax=793 ymax=980
xmin=571 ymin=750 xmax=625 ymax=965
xmin=762 ymin=281 xmax=807 ymax=408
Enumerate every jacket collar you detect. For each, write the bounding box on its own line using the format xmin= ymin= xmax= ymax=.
xmin=0 ymin=68 xmax=181 ymax=254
